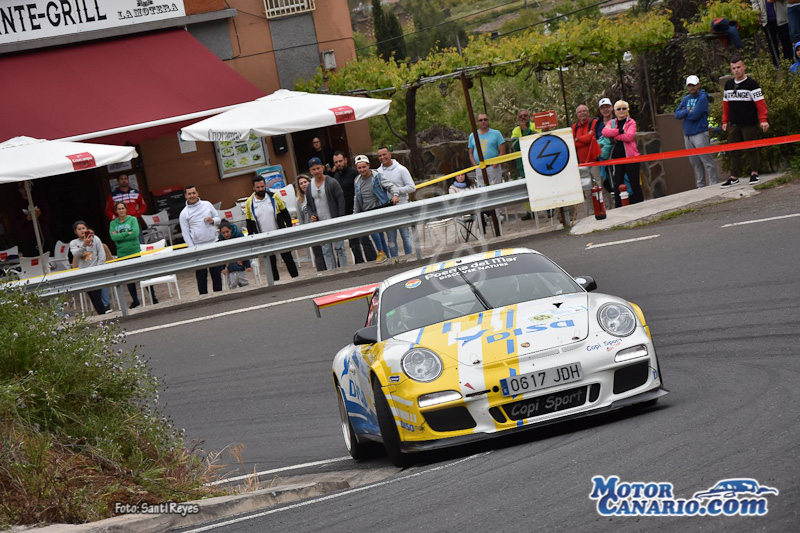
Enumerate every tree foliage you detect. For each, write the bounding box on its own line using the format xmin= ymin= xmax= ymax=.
xmin=373 ymin=0 xmax=407 ymax=62
xmin=684 ymin=0 xmax=760 ymax=36
xmin=297 ymin=10 xmax=675 ymax=177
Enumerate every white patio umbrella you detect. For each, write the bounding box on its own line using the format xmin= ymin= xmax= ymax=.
xmin=179 ymin=89 xmax=392 ymax=142
xmin=0 ymin=136 xmax=138 ymax=274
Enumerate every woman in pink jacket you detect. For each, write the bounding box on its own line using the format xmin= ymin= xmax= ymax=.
xmin=602 ymin=100 xmax=643 ymax=206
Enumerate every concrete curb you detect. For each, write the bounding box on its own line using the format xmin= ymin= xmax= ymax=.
xmin=27 ymin=480 xmax=349 ymax=533
xmin=569 ymin=173 xmax=780 ymax=235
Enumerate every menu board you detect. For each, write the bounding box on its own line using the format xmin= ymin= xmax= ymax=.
xmin=215 ymin=134 xmax=269 ymax=178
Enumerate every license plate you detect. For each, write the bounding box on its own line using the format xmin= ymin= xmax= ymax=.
xmin=500 ymin=362 xmax=583 ymax=397
xmin=504 ymin=385 xmax=588 ymax=421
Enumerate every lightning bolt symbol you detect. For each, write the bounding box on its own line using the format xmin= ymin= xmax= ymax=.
xmin=537 ymin=139 xmax=561 ymax=170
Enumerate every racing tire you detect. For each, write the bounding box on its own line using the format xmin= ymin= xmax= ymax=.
xmin=337 ymin=385 xmax=370 ymax=460
xmin=372 ymin=378 xmax=411 ymax=468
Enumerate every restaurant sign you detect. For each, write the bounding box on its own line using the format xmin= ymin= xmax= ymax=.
xmin=0 ymin=0 xmax=187 ymax=44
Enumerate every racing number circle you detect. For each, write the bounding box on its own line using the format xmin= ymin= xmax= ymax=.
xmin=527 ymin=134 xmax=570 ymax=176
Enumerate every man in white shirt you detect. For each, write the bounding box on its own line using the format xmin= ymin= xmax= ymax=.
xmin=179 ymin=185 xmax=222 ymax=294
xmin=377 ymin=146 xmax=415 ymax=257
xmin=244 ymin=174 xmax=298 ymax=280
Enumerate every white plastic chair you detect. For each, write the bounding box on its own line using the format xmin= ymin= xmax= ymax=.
xmin=218 ymin=206 xmax=246 ymax=228
xmin=269 ymin=184 xmax=298 ymax=220
xmin=212 ymin=201 xmax=222 ymax=209
xmin=17 ymin=253 xmax=51 ymax=278
xmin=0 ymin=245 xmax=19 ymax=263
xmin=138 ymin=242 xmax=180 ymax=306
xmin=140 ymin=210 xmax=171 ymax=244
xmin=50 ymin=240 xmax=70 ymax=271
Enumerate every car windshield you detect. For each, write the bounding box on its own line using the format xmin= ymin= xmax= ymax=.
xmin=380 ymin=253 xmax=582 ymax=338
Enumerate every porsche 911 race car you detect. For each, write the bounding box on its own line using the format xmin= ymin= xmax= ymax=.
xmin=328 ymin=248 xmax=668 ymax=466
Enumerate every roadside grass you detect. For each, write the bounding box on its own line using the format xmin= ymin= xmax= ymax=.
xmin=608 ymin=207 xmax=698 ymax=230
xmin=753 ymin=171 xmax=800 ymax=190
xmin=0 ymin=286 xmax=224 ymax=527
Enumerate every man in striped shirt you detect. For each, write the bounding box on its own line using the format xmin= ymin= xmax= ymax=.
xmin=720 ymin=56 xmax=769 ymax=188
xmin=105 ymin=174 xmax=147 ymax=241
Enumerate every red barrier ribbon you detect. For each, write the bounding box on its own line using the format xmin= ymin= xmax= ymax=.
xmin=580 ymin=133 xmax=800 ymax=167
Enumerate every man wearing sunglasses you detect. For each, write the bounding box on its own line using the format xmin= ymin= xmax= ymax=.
xmin=468 ymin=113 xmax=507 ymax=187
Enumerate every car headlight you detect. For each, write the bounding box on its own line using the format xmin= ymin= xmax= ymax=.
xmin=597 ymin=303 xmax=637 ymax=337
xmin=401 ymin=348 xmax=443 ymax=382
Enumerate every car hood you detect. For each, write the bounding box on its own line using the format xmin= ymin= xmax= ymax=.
xmin=394 ymin=292 xmax=590 ymax=366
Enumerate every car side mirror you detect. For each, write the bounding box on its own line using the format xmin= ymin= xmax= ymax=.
xmin=574 ymin=276 xmax=597 ymax=292
xmin=354 ymin=325 xmax=378 ymax=345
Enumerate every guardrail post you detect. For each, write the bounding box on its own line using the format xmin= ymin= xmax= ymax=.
xmin=115 ymin=285 xmax=129 ymax=317
xmin=412 ymin=225 xmax=422 ymax=261
xmin=263 ymin=255 xmax=275 ymax=287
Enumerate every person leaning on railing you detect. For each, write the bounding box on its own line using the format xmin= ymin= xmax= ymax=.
xmin=109 ymin=201 xmax=157 ymax=308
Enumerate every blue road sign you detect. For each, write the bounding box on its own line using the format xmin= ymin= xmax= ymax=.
xmin=528 ymin=135 xmax=570 ymax=176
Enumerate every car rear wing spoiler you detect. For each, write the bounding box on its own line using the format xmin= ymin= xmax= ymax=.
xmin=312 ymin=283 xmax=380 ymax=318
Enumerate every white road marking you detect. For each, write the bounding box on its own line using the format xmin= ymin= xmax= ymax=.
xmin=126 ymin=285 xmax=369 ymax=336
xmin=205 ymin=457 xmax=352 ymax=487
xmin=184 ymin=453 xmax=490 ymax=532
xmin=721 ymin=212 xmax=800 ymax=228
xmin=585 ymin=234 xmax=660 ymax=249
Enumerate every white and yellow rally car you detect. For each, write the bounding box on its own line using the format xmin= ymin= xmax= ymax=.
xmin=329 ymin=248 xmax=668 ymax=466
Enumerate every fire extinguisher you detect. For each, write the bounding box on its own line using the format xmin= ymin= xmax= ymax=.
xmin=619 ymin=183 xmax=630 ymax=206
xmin=591 ymin=181 xmax=606 ymax=220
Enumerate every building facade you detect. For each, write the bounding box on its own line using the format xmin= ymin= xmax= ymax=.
xmin=0 ymin=0 xmax=371 ymax=253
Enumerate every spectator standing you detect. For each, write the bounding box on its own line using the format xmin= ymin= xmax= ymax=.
xmin=310 ymin=137 xmax=334 ymax=172
xmin=788 ymin=0 xmax=800 ymax=45
xmin=295 ymin=174 xmax=327 ymax=272
xmin=305 ymin=157 xmax=348 ymax=269
xmin=217 ymin=219 xmax=251 ymax=289
xmin=109 ymin=201 xmax=158 ymax=308
xmin=377 ymin=146 xmax=415 ymax=257
xmin=674 ymin=75 xmax=719 ymax=188
xmin=602 ymin=100 xmax=643 ymax=206
xmin=790 ymin=41 xmax=800 ymax=75
xmin=244 ymin=174 xmax=299 ymax=280
xmin=595 ymin=98 xmax=616 ymax=197
xmin=510 ymin=109 xmax=536 ymax=178
xmin=720 ymin=56 xmax=769 ymax=187
xmin=69 ymin=221 xmax=109 ymax=315
xmin=12 ymin=182 xmax=53 ymax=257
xmin=332 ymin=151 xmax=378 ymax=263
xmin=353 ymin=154 xmax=395 ymax=264
xmin=510 ymin=109 xmax=537 ymax=220
xmin=105 ymin=174 xmax=147 ymax=242
xmin=468 ymin=114 xmax=507 ymax=186
xmin=179 ymin=185 xmax=223 ymax=295
xmin=573 ymin=104 xmax=601 ymax=219
xmin=754 ymin=0 xmax=794 ymax=65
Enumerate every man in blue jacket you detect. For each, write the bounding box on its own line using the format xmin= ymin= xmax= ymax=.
xmin=674 ymin=75 xmax=718 ymax=188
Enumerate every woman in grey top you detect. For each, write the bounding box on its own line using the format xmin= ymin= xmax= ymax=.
xmin=69 ymin=220 xmax=109 ymax=314
xmin=295 ymin=174 xmax=327 ymax=271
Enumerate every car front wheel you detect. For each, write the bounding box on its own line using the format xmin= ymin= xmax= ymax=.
xmin=372 ymin=378 xmax=411 ymax=468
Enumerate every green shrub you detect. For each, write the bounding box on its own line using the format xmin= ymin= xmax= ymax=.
xmin=0 ymin=286 xmax=216 ymax=526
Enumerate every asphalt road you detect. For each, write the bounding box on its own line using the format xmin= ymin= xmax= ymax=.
xmin=125 ymin=181 xmax=800 ymax=532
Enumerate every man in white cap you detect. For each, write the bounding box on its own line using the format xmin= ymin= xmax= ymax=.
xmin=595 ymin=98 xmax=616 ymax=203
xmin=674 ymin=75 xmax=718 ymax=188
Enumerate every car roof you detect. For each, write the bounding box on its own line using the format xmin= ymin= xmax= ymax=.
xmin=381 ymin=248 xmax=541 ymax=289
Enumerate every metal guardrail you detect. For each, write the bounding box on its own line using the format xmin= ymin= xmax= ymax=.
xmin=6 ymin=180 xmax=532 ymax=298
